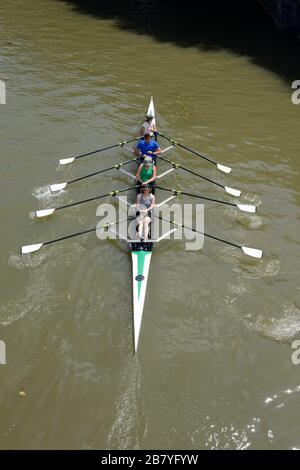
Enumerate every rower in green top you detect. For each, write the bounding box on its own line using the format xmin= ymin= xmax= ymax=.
xmin=135 ymin=156 xmax=157 ymax=193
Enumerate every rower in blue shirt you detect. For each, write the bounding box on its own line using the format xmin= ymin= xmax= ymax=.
xmin=135 ymin=132 xmax=161 ymax=165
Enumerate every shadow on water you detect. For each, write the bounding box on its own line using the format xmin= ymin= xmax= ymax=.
xmin=60 ymin=0 xmax=300 ymax=86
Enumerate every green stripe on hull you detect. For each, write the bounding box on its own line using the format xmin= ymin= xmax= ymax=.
xmin=132 ymin=250 xmax=151 ymax=299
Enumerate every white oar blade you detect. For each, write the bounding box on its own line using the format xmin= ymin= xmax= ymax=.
xmin=217 ymin=163 xmax=231 ymax=174
xmin=237 ymin=204 xmax=256 ymax=213
xmin=242 ymin=246 xmax=263 ymax=259
xmin=225 ymin=186 xmax=241 ymax=197
xmin=59 ymin=157 xmax=75 ymax=166
xmin=21 ymin=243 xmax=43 ymax=255
xmin=50 ymin=182 xmax=67 ymax=192
xmin=35 ymin=208 xmax=56 ymax=218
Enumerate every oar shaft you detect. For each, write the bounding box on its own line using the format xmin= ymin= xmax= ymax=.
xmin=158 ymin=132 xmax=215 ymax=165
xmin=185 ymin=225 xmax=241 ymax=249
xmin=43 ymin=216 xmax=136 ymax=247
xmin=156 ymin=186 xmax=235 ymax=207
xmin=56 ymin=186 xmax=138 ymax=211
xmin=157 ymin=155 xmax=224 ymax=189
xmin=158 ymin=216 xmax=241 ymax=249
xmin=71 ymin=138 xmax=138 ymax=162
xmin=68 ymin=157 xmax=138 ymax=185
xmin=178 ymin=165 xmax=223 ymax=189
xmin=44 ymin=227 xmax=97 ymax=246
xmin=177 ymin=143 xmax=215 ymax=165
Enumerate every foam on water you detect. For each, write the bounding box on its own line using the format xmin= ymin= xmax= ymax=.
xmin=220 ymin=246 xmax=276 ymax=279
xmin=0 ymin=269 xmax=65 ymax=326
xmin=239 ymin=192 xmax=262 ymax=206
xmin=245 ymin=301 xmax=300 ymax=342
xmin=31 ymin=185 xmax=53 ymax=200
xmin=4 ymin=243 xmax=88 ymax=327
xmin=31 ymin=185 xmax=67 ymax=200
xmin=231 ymin=211 xmax=263 ymax=229
xmin=9 ymin=251 xmax=48 ymax=269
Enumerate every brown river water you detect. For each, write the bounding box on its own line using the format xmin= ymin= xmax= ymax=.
xmin=0 ymin=0 xmax=300 ymax=450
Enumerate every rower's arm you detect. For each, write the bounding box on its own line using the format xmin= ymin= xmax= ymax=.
xmin=150 ymin=119 xmax=157 ymax=132
xmin=147 ymin=196 xmax=156 ymax=212
xmin=152 ymin=145 xmax=161 ymax=155
xmin=134 ymin=144 xmax=142 ymax=156
xmin=135 ymin=194 xmax=141 ymax=209
xmin=145 ymin=165 xmax=157 ymax=184
xmin=136 ymin=164 xmax=143 ymax=182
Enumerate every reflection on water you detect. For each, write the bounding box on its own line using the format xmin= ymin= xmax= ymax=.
xmin=64 ymin=0 xmax=300 ymax=85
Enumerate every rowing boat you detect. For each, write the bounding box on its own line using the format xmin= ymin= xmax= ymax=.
xmin=131 ymin=100 xmax=154 ymax=346
xmin=131 ymin=98 xmax=167 ymax=351
xmin=115 ymin=97 xmax=181 ymax=351
xmin=21 ymin=97 xmax=263 ymax=353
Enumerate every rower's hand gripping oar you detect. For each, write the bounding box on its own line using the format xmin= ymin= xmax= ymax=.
xmin=20 ymin=216 xmax=136 ymax=254
xmin=157 ymin=216 xmax=263 ymax=259
xmin=156 ymin=186 xmax=256 ymax=213
xmin=35 ymin=186 xmax=139 ymax=218
xmin=158 ymin=132 xmax=232 ymax=174
xmin=58 ymin=137 xmax=139 ymax=166
xmin=156 ymin=155 xmax=241 ymax=197
xmin=50 ymin=157 xmax=138 ymax=193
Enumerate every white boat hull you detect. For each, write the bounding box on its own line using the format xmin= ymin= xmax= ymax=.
xmin=131 ymin=96 xmax=155 ymax=352
xmin=131 ymin=250 xmax=152 ymax=352
xmin=147 ymin=96 xmax=156 ymax=133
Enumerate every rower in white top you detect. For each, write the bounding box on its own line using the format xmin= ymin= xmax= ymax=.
xmin=139 ymin=110 xmax=157 ymax=138
xmin=135 ymin=185 xmax=156 ymax=242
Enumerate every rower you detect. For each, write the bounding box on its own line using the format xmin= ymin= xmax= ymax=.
xmin=136 ymin=185 xmax=155 ymax=242
xmin=135 ymin=156 xmax=157 ymax=193
xmin=139 ymin=112 xmax=157 ymax=139
xmin=135 ymin=132 xmax=161 ymax=165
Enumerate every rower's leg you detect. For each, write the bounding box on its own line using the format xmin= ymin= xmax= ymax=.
xmin=136 ymin=216 xmax=142 ymax=239
xmin=144 ymin=222 xmax=150 ymax=240
xmin=138 ymin=222 xmax=143 ymax=240
xmin=136 ymin=182 xmax=142 ymax=195
xmin=150 ymin=180 xmax=156 ymax=195
xmin=144 ymin=216 xmax=151 ymax=240
xmin=142 ymin=219 xmax=148 ymax=240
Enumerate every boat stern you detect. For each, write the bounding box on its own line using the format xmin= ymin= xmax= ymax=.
xmin=131 ymin=248 xmax=152 ymax=352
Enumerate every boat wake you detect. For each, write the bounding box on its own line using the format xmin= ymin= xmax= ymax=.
xmin=107 ymin=358 xmax=146 ymax=450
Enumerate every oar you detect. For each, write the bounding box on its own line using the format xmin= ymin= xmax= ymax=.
xmin=50 ymin=157 xmax=138 ymax=192
xmin=157 ymin=216 xmax=263 ymax=259
xmin=35 ymin=186 xmax=138 ymax=218
xmin=156 ymin=155 xmax=241 ymax=197
xmin=158 ymin=132 xmax=231 ymax=174
xmin=58 ymin=138 xmax=139 ymax=166
xmin=21 ymin=217 xmax=136 ymax=254
xmin=156 ymin=186 xmax=256 ymax=213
